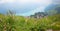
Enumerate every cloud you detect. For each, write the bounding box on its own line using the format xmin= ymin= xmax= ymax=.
xmin=28 ymin=6 xmax=45 ymax=14
xmin=0 ymin=0 xmax=16 ymax=4
xmin=16 ymin=0 xmax=52 ymax=5
xmin=52 ymin=0 xmax=60 ymax=4
xmin=0 ymin=0 xmax=52 ymax=16
xmin=16 ymin=6 xmax=46 ymax=16
xmin=0 ymin=0 xmax=52 ymax=5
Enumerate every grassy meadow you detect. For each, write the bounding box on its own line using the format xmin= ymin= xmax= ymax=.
xmin=0 ymin=11 xmax=60 ymax=31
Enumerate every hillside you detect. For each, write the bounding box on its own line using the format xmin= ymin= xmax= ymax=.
xmin=45 ymin=4 xmax=60 ymax=15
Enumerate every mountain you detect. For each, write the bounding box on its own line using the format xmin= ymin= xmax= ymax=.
xmin=45 ymin=4 xmax=60 ymax=15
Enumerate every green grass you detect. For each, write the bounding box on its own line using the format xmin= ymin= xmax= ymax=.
xmin=0 ymin=14 xmax=60 ymax=31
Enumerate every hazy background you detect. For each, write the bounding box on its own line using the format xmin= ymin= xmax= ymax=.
xmin=0 ymin=0 xmax=60 ymax=16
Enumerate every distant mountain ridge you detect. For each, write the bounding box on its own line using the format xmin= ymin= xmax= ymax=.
xmin=45 ymin=4 xmax=60 ymax=15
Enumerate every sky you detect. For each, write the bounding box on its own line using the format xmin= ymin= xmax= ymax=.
xmin=0 ymin=0 xmax=59 ymax=16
